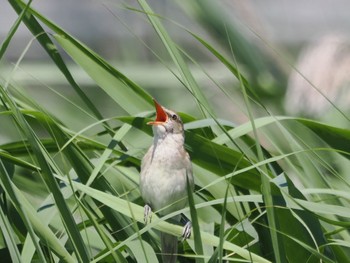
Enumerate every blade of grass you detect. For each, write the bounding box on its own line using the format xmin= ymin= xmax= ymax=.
xmin=0 ymin=84 xmax=90 ymax=262
xmin=10 ymin=1 xmax=153 ymax=114
xmin=8 ymin=0 xmax=114 ymax=135
xmin=10 ymin=0 xmax=154 ymax=117
xmin=297 ymin=119 xmax=350 ymax=159
xmin=80 ymin=200 xmax=126 ymax=263
xmin=11 ymin=180 xmax=76 ymax=262
xmin=187 ymin=173 xmax=204 ymax=263
xmin=0 ymin=199 xmax=22 ymax=262
xmin=127 ymin=240 xmax=159 ymax=263
xmin=0 ymin=159 xmax=47 ymax=262
xmin=188 ymin=32 xmax=262 ymax=105
xmin=53 ymin=34 xmax=151 ymax=115
xmin=119 ymin=115 xmax=261 ymax=191
xmin=4 ymin=79 xmax=139 ymax=242
xmin=136 ymin=0 xmax=214 ymax=119
xmin=209 ymin=182 xmax=229 ymax=263
xmin=228 ymin=27 xmax=283 ymax=261
xmin=21 ymin=233 xmax=37 ymax=263
xmin=0 ymin=0 xmax=32 ymax=60
xmin=178 ymin=0 xmax=285 ymax=95
xmin=85 ymin=123 xmax=132 ymax=187
xmin=56 ymin=174 xmax=271 ymax=263
xmin=0 ymin=150 xmax=39 ymax=171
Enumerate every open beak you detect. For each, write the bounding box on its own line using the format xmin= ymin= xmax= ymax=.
xmin=147 ymin=99 xmax=168 ymax=125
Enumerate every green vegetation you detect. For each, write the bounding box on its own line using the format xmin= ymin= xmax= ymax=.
xmin=0 ymin=0 xmax=349 ymax=262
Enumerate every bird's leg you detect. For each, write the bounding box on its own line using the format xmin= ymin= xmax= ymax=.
xmin=182 ymin=221 xmax=192 ymax=240
xmin=144 ymin=204 xmax=152 ymax=224
xmin=180 ymin=213 xmax=192 ymax=240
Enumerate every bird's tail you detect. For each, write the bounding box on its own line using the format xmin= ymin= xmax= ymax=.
xmin=161 ymin=232 xmax=178 ymax=263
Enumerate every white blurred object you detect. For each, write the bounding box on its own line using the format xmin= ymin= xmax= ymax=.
xmin=285 ymin=34 xmax=350 ymax=117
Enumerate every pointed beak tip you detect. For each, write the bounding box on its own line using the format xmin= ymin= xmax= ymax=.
xmin=149 ymin=99 xmax=167 ymax=124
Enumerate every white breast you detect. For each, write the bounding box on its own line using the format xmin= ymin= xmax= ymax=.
xmin=140 ymin=132 xmax=193 ymax=217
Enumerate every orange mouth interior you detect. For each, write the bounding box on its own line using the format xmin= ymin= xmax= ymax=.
xmin=147 ymin=99 xmax=167 ymax=125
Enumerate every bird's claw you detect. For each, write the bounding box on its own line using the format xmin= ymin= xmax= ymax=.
xmin=144 ymin=204 xmax=152 ymax=224
xmin=181 ymin=220 xmax=192 ymax=241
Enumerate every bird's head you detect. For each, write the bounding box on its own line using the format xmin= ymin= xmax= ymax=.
xmin=147 ymin=99 xmax=184 ymax=139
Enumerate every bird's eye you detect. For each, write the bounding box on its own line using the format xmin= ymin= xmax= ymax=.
xmin=171 ymin=114 xmax=178 ymax=121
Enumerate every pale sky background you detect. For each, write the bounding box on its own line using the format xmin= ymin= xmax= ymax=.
xmin=2 ymin=0 xmax=350 ymax=60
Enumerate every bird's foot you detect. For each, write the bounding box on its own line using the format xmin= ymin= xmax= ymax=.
xmin=144 ymin=204 xmax=152 ymax=224
xmin=182 ymin=220 xmax=192 ymax=241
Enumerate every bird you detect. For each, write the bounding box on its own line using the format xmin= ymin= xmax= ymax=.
xmin=140 ymin=99 xmax=194 ymax=263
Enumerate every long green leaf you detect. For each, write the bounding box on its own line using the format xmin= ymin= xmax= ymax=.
xmin=187 ymin=174 xmax=204 ymax=263
xmin=137 ymin=0 xmax=214 ymax=119
xmin=0 ymin=0 xmax=32 ymax=60
xmin=297 ymin=119 xmax=350 ymax=159
xmin=0 ymin=84 xmax=90 ymax=262
xmin=10 ymin=1 xmax=153 ymax=114
xmin=53 ymin=34 xmax=151 ymax=115
xmin=119 ymin=115 xmax=261 ymax=191
xmin=57 ymin=175 xmax=271 ymax=263
xmin=8 ymin=0 xmax=111 ymax=132
xmin=0 ymin=197 xmax=22 ymax=262
xmin=0 ymin=159 xmax=69 ymax=262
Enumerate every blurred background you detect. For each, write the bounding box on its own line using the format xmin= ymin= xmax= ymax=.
xmin=1 ymin=0 xmax=349 ymax=129
xmin=1 ymin=2 xmax=349 ymax=261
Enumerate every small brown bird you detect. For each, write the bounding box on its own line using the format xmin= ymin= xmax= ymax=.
xmin=140 ymin=99 xmax=194 ymax=263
